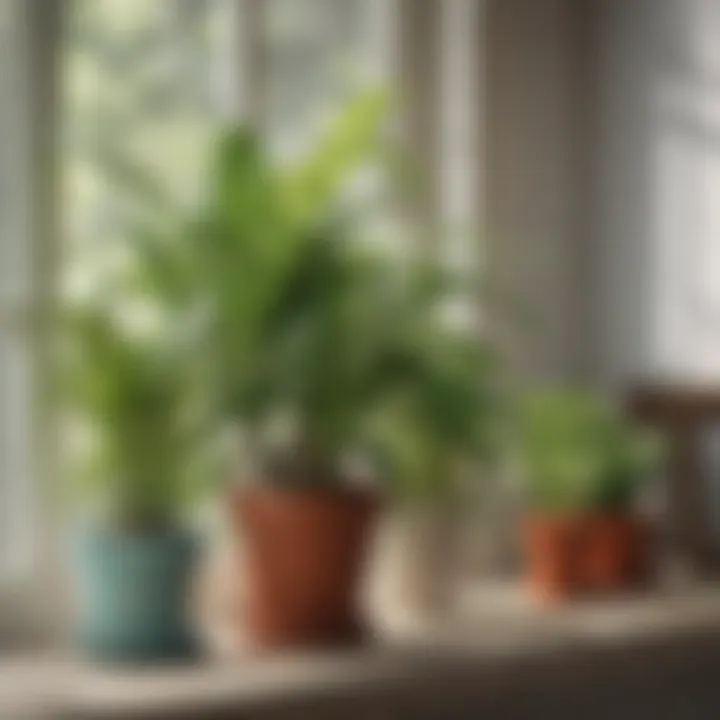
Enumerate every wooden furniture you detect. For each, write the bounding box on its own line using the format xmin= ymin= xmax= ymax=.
xmin=630 ymin=385 xmax=720 ymax=576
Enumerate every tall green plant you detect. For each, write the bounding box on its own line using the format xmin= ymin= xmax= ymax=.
xmin=86 ymin=88 xmax=500 ymax=495
xmin=79 ymin=90 xmax=396 ymax=492
xmin=184 ymin=90 xmax=430 ymax=484
xmin=192 ymin=90 xmax=390 ymax=425
xmin=190 ymin=89 xmax=508 ymax=490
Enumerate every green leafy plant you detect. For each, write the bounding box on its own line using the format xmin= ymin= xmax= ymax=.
xmin=519 ymin=389 xmax=662 ymax=513
xmin=190 ymin=90 xmax=507 ymax=493
xmin=364 ymin=310 xmax=501 ymax=503
xmin=66 ymin=302 xmax=209 ymax=531
xmin=74 ymin=88 xmax=410 ymax=496
xmin=160 ymin=89 xmax=453 ymax=487
xmin=66 ymin=158 xmax=213 ymax=531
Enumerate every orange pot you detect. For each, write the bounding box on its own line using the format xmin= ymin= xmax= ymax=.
xmin=524 ymin=515 xmax=580 ymax=603
xmin=524 ymin=513 xmax=652 ymax=603
xmin=232 ymin=485 xmax=378 ymax=650
xmin=579 ymin=514 xmax=651 ymax=593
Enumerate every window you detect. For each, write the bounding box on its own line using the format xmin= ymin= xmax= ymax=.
xmin=0 ymin=0 xmax=46 ymax=588
xmin=0 ymin=0 xmax=31 ymax=583
xmin=265 ymin=0 xmax=396 ymax=157
xmin=0 ymin=0 xmax=485 ymax=621
xmin=64 ymin=0 xmax=235 ymax=302
xmin=64 ymin=0 xmax=484 ymax=287
xmin=0 ymin=2 xmax=61 ymax=642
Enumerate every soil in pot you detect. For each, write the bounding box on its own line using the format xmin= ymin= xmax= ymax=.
xmin=233 ymin=485 xmax=378 ymax=650
xmin=75 ymin=529 xmax=199 ymax=663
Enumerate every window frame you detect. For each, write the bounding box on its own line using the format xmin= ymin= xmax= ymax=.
xmin=0 ymin=0 xmax=487 ymax=644
xmin=0 ymin=0 xmax=63 ymax=645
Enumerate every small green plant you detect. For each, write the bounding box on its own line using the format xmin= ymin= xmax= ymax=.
xmin=519 ymin=389 xmax=662 ymax=513
xmin=365 ymin=311 xmax=501 ymax=503
xmin=66 ymin=304 xmax=208 ymax=531
xmin=66 ymin=161 xmax=212 ymax=531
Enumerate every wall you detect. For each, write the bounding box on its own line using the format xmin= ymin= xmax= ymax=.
xmin=485 ymin=0 xmax=587 ymax=382
xmin=596 ymin=0 xmax=720 ymax=384
xmin=487 ymin=0 xmax=720 ymax=386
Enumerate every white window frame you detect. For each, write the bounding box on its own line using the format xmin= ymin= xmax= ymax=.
xmin=0 ymin=0 xmax=62 ymax=644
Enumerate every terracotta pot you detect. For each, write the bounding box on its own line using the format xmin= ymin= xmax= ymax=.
xmin=524 ymin=513 xmax=653 ymax=603
xmin=524 ymin=515 xmax=579 ymax=603
xmin=579 ymin=514 xmax=651 ymax=592
xmin=232 ymin=485 xmax=378 ymax=650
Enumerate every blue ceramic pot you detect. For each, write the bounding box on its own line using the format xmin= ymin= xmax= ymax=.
xmin=76 ymin=528 xmax=199 ymax=662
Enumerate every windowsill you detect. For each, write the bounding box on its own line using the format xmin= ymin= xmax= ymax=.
xmin=6 ymin=582 xmax=720 ymax=719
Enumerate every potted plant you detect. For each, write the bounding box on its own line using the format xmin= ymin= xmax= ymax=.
xmin=65 ymin=144 xmax=215 ymax=660
xmin=181 ymin=91 xmax=413 ymax=648
xmin=519 ymin=389 xmax=661 ymax=602
xmin=67 ymin=303 xmax=208 ymax=661
xmin=367 ymin=316 xmax=500 ymax=623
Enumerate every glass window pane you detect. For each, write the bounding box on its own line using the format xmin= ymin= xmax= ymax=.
xmin=64 ymin=0 xmax=233 ymax=301
xmin=266 ymin=0 xmax=389 ymax=159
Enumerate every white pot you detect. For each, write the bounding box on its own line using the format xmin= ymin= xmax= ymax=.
xmin=373 ymin=507 xmax=459 ymax=627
